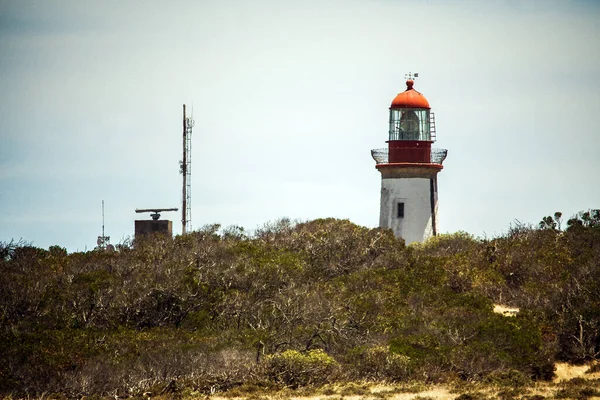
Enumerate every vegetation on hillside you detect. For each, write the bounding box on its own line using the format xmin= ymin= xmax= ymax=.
xmin=0 ymin=210 xmax=599 ymax=397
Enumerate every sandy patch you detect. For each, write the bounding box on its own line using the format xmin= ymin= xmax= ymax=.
xmin=493 ymin=304 xmax=519 ymax=317
xmin=554 ymin=361 xmax=600 ymax=382
xmin=390 ymin=387 xmax=454 ymax=399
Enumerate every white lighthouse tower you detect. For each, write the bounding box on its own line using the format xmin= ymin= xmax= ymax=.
xmin=371 ymin=74 xmax=447 ymax=244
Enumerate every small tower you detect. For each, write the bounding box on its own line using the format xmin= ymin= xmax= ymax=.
xmin=371 ymin=74 xmax=447 ymax=244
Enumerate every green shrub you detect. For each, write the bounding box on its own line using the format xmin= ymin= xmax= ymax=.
xmin=2 ymin=211 xmax=600 ymax=396
xmin=455 ymin=392 xmax=488 ymax=400
xmin=347 ymin=345 xmax=412 ymax=381
xmin=496 ymin=387 xmax=527 ymax=400
xmin=263 ymin=349 xmax=338 ymax=388
xmin=339 ymin=382 xmax=370 ymax=396
xmin=484 ymin=369 xmax=531 ymax=387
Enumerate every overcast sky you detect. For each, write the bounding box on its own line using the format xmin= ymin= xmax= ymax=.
xmin=1 ymin=0 xmax=599 ymax=251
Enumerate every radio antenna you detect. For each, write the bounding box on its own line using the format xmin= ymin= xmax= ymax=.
xmin=180 ymin=104 xmax=194 ymax=234
xmin=97 ymin=200 xmax=110 ymax=249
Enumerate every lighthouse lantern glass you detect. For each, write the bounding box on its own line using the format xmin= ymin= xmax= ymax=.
xmin=389 ymin=109 xmax=431 ymax=141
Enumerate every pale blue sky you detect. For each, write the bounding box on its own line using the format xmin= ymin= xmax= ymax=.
xmin=1 ymin=0 xmax=599 ymax=251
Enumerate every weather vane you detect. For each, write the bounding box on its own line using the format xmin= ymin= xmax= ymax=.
xmin=405 ymin=72 xmax=419 ymax=80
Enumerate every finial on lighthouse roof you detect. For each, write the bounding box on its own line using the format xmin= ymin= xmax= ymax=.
xmin=404 ymin=72 xmax=419 ymax=89
xmin=391 ymin=72 xmax=429 ymax=109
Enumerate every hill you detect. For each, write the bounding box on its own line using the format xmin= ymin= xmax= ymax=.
xmin=1 ymin=210 xmax=599 ymax=397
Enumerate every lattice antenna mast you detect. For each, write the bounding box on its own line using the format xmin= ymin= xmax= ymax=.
xmin=181 ymin=104 xmax=194 ymax=234
xmin=97 ymin=200 xmax=110 ymax=249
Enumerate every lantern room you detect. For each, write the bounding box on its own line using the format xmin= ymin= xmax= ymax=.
xmin=386 ymin=79 xmax=436 ymax=164
xmin=389 ymin=79 xmax=431 ymax=141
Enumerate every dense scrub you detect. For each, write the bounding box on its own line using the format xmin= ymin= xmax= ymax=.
xmin=0 ymin=210 xmax=599 ymax=397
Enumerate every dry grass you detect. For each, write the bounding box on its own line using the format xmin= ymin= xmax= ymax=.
xmin=8 ymin=363 xmax=600 ymax=399
xmin=206 ymin=363 xmax=600 ymax=400
xmin=554 ymin=361 xmax=600 ymax=382
xmin=207 ymin=382 xmax=451 ymax=400
xmin=209 ymin=385 xmax=456 ymax=400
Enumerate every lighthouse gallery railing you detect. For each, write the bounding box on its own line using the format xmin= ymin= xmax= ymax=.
xmin=371 ymin=148 xmax=448 ymax=165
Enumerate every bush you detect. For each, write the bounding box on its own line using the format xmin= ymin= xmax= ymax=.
xmin=2 ymin=211 xmax=600 ymax=396
xmin=455 ymin=393 xmax=488 ymax=400
xmin=484 ymin=369 xmax=530 ymax=387
xmin=347 ymin=345 xmax=412 ymax=381
xmin=263 ymin=349 xmax=338 ymax=388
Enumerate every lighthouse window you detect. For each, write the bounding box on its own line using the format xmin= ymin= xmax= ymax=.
xmin=397 ymin=202 xmax=405 ymax=218
xmin=389 ymin=109 xmax=431 ymax=141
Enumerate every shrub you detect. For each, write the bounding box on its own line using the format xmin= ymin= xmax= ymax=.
xmin=455 ymin=393 xmax=488 ymax=400
xmin=347 ymin=345 xmax=412 ymax=381
xmin=484 ymin=369 xmax=531 ymax=387
xmin=3 ymin=211 xmax=600 ymax=396
xmin=496 ymin=387 xmax=528 ymax=400
xmin=263 ymin=349 xmax=338 ymax=388
xmin=339 ymin=382 xmax=370 ymax=396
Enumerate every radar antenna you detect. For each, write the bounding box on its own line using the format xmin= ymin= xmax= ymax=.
xmin=135 ymin=208 xmax=179 ymax=221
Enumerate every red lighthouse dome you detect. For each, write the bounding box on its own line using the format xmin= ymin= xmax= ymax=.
xmin=390 ymin=80 xmax=430 ymax=109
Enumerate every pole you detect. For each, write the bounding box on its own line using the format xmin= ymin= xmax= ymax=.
xmin=182 ymin=104 xmax=187 ymax=235
xmin=102 ymin=200 xmax=105 ymax=239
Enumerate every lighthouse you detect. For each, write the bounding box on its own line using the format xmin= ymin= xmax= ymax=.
xmin=371 ymin=74 xmax=447 ymax=244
